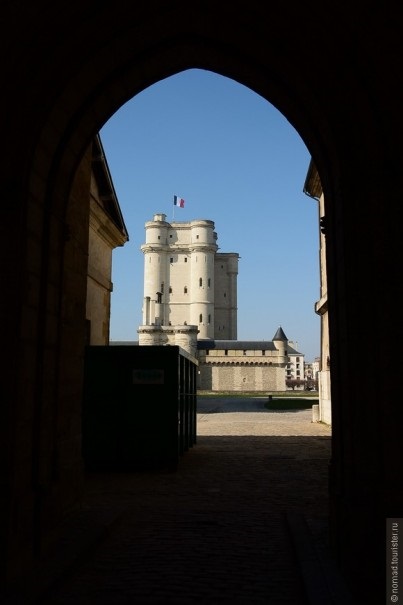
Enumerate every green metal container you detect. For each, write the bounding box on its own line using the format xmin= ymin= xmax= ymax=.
xmin=82 ymin=345 xmax=197 ymax=471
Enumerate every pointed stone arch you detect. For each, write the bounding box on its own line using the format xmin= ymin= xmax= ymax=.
xmin=2 ymin=4 xmax=402 ymax=603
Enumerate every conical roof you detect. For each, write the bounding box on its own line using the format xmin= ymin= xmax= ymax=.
xmin=272 ymin=326 xmax=288 ymax=341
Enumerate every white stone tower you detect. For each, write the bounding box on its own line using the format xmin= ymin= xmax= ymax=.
xmin=140 ymin=213 xmax=171 ymax=327
xmin=214 ymin=252 xmax=238 ymax=339
xmin=138 ymin=213 xmax=239 ymax=351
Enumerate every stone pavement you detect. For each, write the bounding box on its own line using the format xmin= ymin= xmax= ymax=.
xmin=6 ymin=399 xmax=357 ymax=604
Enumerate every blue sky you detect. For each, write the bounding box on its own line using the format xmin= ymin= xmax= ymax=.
xmin=100 ymin=69 xmax=320 ymax=361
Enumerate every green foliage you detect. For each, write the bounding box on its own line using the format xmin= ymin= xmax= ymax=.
xmin=196 ymin=391 xmax=318 ymax=409
xmin=264 ymin=398 xmax=317 ymax=410
xmin=197 ymin=390 xmax=317 ymax=399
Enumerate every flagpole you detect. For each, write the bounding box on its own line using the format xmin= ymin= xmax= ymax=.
xmin=172 ymin=196 xmax=175 ymax=221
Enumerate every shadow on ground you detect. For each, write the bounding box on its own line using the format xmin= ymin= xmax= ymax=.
xmin=1 ymin=435 xmax=349 ymax=604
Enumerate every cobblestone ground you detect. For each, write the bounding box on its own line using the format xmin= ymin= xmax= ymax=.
xmin=35 ymin=402 xmax=331 ymax=605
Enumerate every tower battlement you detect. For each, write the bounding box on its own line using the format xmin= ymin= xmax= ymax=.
xmin=138 ymin=214 xmax=239 ymax=350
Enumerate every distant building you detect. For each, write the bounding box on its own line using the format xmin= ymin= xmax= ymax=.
xmin=285 ymin=338 xmax=306 ymax=389
xmin=304 ymin=361 xmax=313 ymax=381
xmin=312 ymin=357 xmax=320 ymax=381
xmin=137 ymin=214 xmax=305 ymax=392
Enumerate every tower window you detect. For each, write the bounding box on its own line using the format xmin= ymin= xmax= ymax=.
xmin=170 ymin=257 xmax=173 ymax=263
xmin=208 ymin=278 xmax=211 ymax=287
xmin=208 ymin=314 xmax=211 ymax=323
xmin=262 ymin=350 xmax=265 ymax=356
xmin=184 ymin=286 xmax=188 ymax=294
xmin=199 ymin=278 xmax=202 ymax=287
xmin=224 ymin=292 xmax=226 ymax=298
xmin=199 ymin=314 xmax=203 ymax=323
xmin=169 ymin=286 xmax=172 ymax=294
xmin=158 ymin=235 xmax=160 ymax=240
xmin=225 ymin=350 xmax=228 ymax=356
xmin=170 ymin=234 xmax=172 ymax=238
xmin=161 ymin=283 xmax=164 ymax=293
xmin=184 ymin=257 xmax=188 ymax=262
xmin=196 ymin=234 xmax=199 ymax=239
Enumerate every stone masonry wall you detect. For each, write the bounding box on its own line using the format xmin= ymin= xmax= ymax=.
xmin=199 ymin=364 xmax=285 ymax=391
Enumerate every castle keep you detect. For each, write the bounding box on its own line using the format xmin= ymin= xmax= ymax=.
xmin=138 ymin=213 xmax=303 ymax=391
xmin=138 ymin=213 xmax=239 ymax=355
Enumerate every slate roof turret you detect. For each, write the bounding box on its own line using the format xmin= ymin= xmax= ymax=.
xmin=272 ymin=326 xmax=288 ymax=341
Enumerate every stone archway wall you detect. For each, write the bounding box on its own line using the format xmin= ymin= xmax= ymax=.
xmin=2 ymin=3 xmax=402 ymax=601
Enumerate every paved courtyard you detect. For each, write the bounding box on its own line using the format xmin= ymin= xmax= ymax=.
xmin=5 ymin=397 xmax=351 ymax=605
xmin=196 ymin=396 xmax=329 ymax=436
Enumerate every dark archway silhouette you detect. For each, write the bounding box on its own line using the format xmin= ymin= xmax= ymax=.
xmin=2 ymin=4 xmax=402 ymax=603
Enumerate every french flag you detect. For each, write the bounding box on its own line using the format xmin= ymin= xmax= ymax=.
xmin=173 ymin=195 xmax=185 ymax=208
